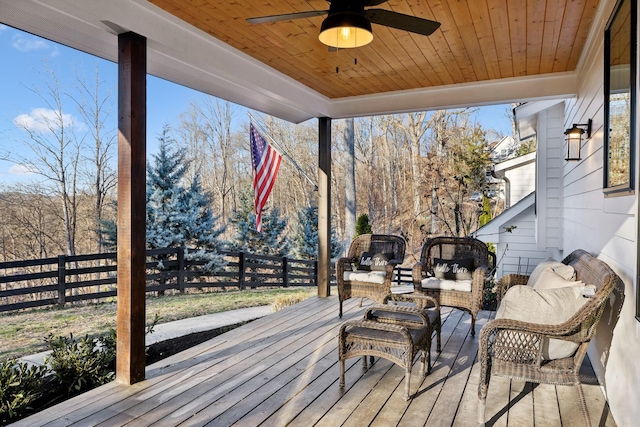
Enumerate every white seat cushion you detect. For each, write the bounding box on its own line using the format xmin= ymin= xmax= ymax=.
xmin=496 ymin=285 xmax=588 ymax=359
xmin=420 ymin=277 xmax=472 ymax=292
xmin=343 ymin=270 xmax=386 ymax=284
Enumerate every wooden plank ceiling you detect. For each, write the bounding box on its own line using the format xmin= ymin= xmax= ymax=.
xmin=148 ymin=0 xmax=600 ymax=100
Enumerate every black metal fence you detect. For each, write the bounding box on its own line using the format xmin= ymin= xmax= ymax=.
xmin=0 ymin=248 xmax=317 ymax=313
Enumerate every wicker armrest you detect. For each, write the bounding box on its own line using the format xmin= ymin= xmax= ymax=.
xmin=336 ymin=257 xmax=350 ymax=268
xmin=481 ymin=317 xmax=582 ymax=340
xmin=495 ymin=274 xmax=529 ymax=303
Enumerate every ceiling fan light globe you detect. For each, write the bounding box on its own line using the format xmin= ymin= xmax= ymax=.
xmin=319 ymin=12 xmax=373 ymax=48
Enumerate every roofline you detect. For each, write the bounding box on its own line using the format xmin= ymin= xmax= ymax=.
xmin=1 ymin=0 xmax=581 ymax=123
xmin=474 ymin=192 xmax=536 ymax=242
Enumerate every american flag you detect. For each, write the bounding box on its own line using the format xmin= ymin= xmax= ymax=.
xmin=250 ymin=123 xmax=282 ymax=232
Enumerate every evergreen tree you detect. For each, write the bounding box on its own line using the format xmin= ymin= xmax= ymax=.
xmin=99 ymin=126 xmax=225 ymax=272
xmin=291 ymin=205 xmax=343 ymax=260
xmin=228 ymin=187 xmax=289 ymax=256
xmin=146 ymin=126 xmax=226 ymax=272
xmin=355 ymin=213 xmax=373 ymax=236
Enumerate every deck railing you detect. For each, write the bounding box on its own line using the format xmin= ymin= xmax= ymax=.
xmin=0 ymin=248 xmax=317 ymax=313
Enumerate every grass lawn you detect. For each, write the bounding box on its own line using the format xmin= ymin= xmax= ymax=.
xmin=0 ymin=286 xmax=317 ymax=361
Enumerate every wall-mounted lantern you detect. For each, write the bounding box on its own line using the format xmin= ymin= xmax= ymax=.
xmin=564 ymin=119 xmax=592 ymax=161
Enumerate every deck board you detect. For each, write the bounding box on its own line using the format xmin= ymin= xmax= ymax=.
xmin=10 ymin=295 xmax=615 ymax=427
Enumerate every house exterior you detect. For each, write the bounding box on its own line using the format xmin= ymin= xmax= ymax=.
xmin=480 ymin=31 xmax=639 ymax=425
xmin=1 ymin=0 xmax=639 ymax=425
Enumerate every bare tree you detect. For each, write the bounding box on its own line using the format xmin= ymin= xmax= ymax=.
xmin=343 ymin=118 xmax=356 ymax=244
xmin=70 ymin=66 xmax=117 ymax=253
xmin=178 ymin=98 xmax=241 ymax=225
xmin=13 ymin=65 xmax=83 ymax=256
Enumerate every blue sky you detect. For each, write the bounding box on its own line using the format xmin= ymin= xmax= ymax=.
xmin=0 ymin=23 xmax=514 ymax=186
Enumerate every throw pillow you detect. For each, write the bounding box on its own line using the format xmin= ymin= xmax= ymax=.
xmin=433 ymin=257 xmax=474 ymax=280
xmin=527 ymin=259 xmax=576 ymax=287
xmin=496 ymin=285 xmax=588 ymax=359
xmin=358 ymin=252 xmax=393 ymax=272
xmin=532 ymin=267 xmax=583 ymax=291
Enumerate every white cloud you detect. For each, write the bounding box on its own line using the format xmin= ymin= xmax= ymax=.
xmin=8 ymin=164 xmax=37 ymax=176
xmin=0 ymin=24 xmax=7 ymax=32
xmin=13 ymin=108 xmax=82 ymax=133
xmin=12 ymin=33 xmax=50 ymax=53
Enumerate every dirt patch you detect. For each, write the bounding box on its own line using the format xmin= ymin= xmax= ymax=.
xmin=145 ymin=323 xmax=244 ymax=365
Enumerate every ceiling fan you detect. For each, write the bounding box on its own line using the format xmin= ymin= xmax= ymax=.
xmin=247 ymin=0 xmax=441 ymax=49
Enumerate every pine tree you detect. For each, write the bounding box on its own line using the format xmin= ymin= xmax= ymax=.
xmin=99 ymin=126 xmax=225 ymax=272
xmin=355 ymin=213 xmax=373 ymax=236
xmin=228 ymin=187 xmax=289 ymax=257
xmin=146 ymin=126 xmax=226 ymax=272
xmin=291 ymin=205 xmax=343 ymax=260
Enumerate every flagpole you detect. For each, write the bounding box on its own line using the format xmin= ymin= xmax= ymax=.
xmin=247 ymin=112 xmax=319 ymax=191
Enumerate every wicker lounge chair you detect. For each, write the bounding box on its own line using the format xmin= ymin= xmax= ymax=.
xmin=412 ymin=236 xmax=490 ymax=336
xmin=336 ymin=234 xmax=406 ymax=317
xmin=477 ymin=249 xmax=624 ymax=427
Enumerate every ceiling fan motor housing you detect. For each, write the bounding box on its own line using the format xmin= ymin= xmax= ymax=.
xmin=319 ymin=2 xmax=373 ymax=48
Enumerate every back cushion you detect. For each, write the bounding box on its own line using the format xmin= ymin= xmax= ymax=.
xmin=433 ymin=257 xmax=474 ymax=280
xmin=527 ymin=259 xmax=575 ymax=287
xmin=496 ymin=285 xmax=588 ymax=359
xmin=359 ymin=252 xmax=393 ymax=271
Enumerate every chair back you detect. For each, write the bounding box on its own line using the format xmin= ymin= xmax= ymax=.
xmin=562 ymin=249 xmax=624 ymax=342
xmin=347 ymin=234 xmax=406 ymax=263
xmin=420 ymin=236 xmax=489 ymax=273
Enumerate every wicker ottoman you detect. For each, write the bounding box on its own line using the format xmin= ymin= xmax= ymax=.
xmin=338 ymin=304 xmax=439 ymax=400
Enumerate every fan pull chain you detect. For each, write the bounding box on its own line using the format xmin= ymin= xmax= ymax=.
xmin=334 ymin=53 xmax=358 ymax=73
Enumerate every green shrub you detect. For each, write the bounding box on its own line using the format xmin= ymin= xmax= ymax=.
xmin=482 ymin=278 xmax=498 ymax=311
xmin=44 ymin=333 xmax=116 ymax=395
xmin=0 ymin=359 xmax=47 ymax=423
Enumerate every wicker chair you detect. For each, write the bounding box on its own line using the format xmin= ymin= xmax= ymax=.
xmin=412 ymin=236 xmax=490 ymax=336
xmin=336 ymin=234 xmax=406 ymax=317
xmin=477 ymin=249 xmax=625 ymax=427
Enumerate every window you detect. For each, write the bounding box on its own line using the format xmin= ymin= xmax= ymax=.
xmin=604 ymin=0 xmax=636 ymax=196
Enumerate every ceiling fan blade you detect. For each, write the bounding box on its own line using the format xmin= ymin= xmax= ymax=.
xmin=365 ymin=9 xmax=440 ymax=37
xmin=247 ymin=10 xmax=327 ymax=25
xmin=363 ymin=0 xmax=389 ymax=6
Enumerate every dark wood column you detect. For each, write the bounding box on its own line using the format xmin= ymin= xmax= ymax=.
xmin=116 ymin=31 xmax=147 ymax=385
xmin=318 ymin=117 xmax=331 ymax=297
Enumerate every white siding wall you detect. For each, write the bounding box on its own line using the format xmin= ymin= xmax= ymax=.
xmin=495 ymin=205 xmax=548 ymax=277
xmin=503 ymin=158 xmax=536 ymax=206
xmin=536 ymin=103 xmax=565 ymax=252
xmin=562 ymin=1 xmax=639 ymax=424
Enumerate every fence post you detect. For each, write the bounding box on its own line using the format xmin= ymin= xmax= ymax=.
xmin=314 ymin=260 xmax=318 ymax=287
xmin=238 ymin=252 xmax=245 ymax=290
xmin=178 ymin=246 xmax=185 ymax=293
xmin=282 ymin=257 xmax=289 ymax=287
xmin=57 ymin=254 xmax=66 ymax=306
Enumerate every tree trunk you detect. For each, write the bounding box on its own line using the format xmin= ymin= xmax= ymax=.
xmin=344 ymin=118 xmax=356 ymax=245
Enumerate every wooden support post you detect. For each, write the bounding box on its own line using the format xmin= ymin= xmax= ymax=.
xmin=116 ymin=31 xmax=147 ymax=385
xmin=318 ymin=117 xmax=331 ymax=297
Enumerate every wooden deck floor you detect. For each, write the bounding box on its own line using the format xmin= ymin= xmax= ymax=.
xmin=12 ymin=295 xmax=615 ymax=427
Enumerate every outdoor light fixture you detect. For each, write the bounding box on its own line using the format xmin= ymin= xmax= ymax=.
xmin=318 ymin=12 xmax=373 ymax=48
xmin=564 ymin=119 xmax=592 ymax=161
